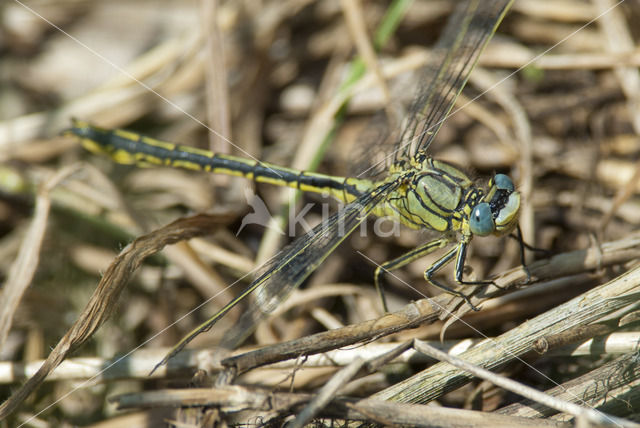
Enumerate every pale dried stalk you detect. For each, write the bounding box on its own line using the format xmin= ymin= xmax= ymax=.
xmin=373 ymin=263 xmax=640 ymax=404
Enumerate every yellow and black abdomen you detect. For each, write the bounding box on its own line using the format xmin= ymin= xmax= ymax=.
xmin=69 ymin=120 xmax=371 ymax=203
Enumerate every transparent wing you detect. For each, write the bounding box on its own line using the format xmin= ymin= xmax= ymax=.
xmin=153 ymin=180 xmax=401 ymax=371
xmin=395 ymin=0 xmax=513 ymax=162
xmin=348 ymin=108 xmax=398 ymax=180
xmin=220 ymin=180 xmax=401 ymax=349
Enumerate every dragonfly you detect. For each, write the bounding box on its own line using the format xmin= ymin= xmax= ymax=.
xmin=69 ymin=0 xmax=519 ymax=372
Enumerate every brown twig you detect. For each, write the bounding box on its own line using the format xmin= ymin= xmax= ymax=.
xmin=0 ymin=213 xmax=233 ymax=419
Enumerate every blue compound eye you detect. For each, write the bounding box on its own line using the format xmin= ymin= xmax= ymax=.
xmin=469 ymin=202 xmax=494 ymax=236
xmin=494 ymin=174 xmax=514 ymax=192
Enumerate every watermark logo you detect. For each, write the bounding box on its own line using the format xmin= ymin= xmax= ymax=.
xmin=236 ymin=188 xmax=285 ymax=236
xmin=236 ymin=189 xmax=401 ymax=238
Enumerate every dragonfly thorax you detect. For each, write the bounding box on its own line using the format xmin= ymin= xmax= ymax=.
xmin=380 ymin=158 xmax=520 ymax=239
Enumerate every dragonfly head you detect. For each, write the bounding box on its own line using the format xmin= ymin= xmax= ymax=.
xmin=468 ymin=174 xmax=520 ymax=237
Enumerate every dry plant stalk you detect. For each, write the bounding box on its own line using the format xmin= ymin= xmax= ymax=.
xmin=0 ymin=213 xmax=233 ymax=419
xmin=111 ymin=385 xmax=565 ymax=427
xmin=220 ymin=232 xmax=640 ymax=373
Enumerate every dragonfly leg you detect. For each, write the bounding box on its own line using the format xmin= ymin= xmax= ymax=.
xmin=423 ymin=243 xmax=481 ymax=311
xmin=509 ymin=224 xmax=549 ymax=285
xmin=514 ymin=224 xmax=532 ymax=284
xmin=374 ymin=238 xmax=450 ymax=312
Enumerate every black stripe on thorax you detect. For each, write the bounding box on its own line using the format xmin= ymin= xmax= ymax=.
xmin=405 ymin=188 xmax=456 ymax=230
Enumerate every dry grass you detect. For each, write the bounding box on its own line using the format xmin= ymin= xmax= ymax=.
xmin=2 ymin=0 xmax=640 ymax=426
